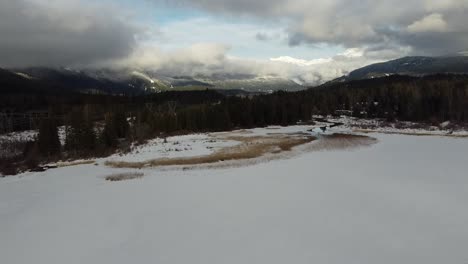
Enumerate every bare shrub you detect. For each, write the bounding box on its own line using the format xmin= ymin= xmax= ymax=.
xmin=23 ymin=142 xmax=40 ymax=170
xmin=0 ymin=160 xmax=18 ymax=176
xmin=134 ymin=123 xmax=152 ymax=144
xmin=0 ymin=139 xmax=36 ymax=176
xmin=0 ymin=139 xmax=29 ymax=160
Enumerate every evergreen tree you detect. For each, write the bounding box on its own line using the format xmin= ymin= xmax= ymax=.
xmin=100 ymin=112 xmax=118 ymax=148
xmin=65 ymin=107 xmax=96 ymax=154
xmin=37 ymin=118 xmax=61 ymax=157
xmin=113 ymin=109 xmax=130 ymax=139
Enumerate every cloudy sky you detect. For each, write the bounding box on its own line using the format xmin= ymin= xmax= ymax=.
xmin=1 ymin=0 xmax=467 ymax=84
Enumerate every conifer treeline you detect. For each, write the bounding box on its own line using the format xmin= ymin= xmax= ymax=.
xmin=15 ymin=74 xmax=468 ymax=162
xmin=304 ymin=74 xmax=468 ymax=122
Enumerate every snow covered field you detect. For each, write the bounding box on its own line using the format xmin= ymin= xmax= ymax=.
xmin=107 ymin=134 xmax=240 ymax=163
xmin=1 ymin=127 xmax=468 ymax=264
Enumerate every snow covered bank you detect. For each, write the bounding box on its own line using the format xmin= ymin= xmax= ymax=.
xmin=1 ymin=132 xmax=468 ymax=264
xmin=105 ymin=131 xmax=317 ymax=170
xmin=324 ymin=116 xmax=468 ymax=137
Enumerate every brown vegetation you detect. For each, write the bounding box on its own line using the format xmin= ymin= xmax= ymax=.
xmin=105 ymin=134 xmax=315 ymax=169
xmin=304 ymin=133 xmax=377 ymax=152
xmin=56 ymin=160 xmax=96 ymax=168
xmin=105 ymin=172 xmax=144 ymax=182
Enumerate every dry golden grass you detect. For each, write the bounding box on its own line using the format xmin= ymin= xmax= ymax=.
xmin=56 ymin=160 xmax=96 ymax=168
xmin=304 ymin=133 xmax=377 ymax=152
xmin=104 ymin=131 xmax=380 ymax=170
xmin=212 ymin=129 xmax=253 ymax=136
xmin=106 ymin=135 xmax=315 ymax=169
xmin=105 ymin=172 xmax=144 ymax=182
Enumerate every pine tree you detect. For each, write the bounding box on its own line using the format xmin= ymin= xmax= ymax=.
xmin=37 ymin=118 xmax=61 ymax=157
xmin=65 ymin=108 xmax=96 ymax=154
xmin=113 ymin=109 xmax=130 ymax=139
xmin=101 ymin=112 xmax=118 ymax=148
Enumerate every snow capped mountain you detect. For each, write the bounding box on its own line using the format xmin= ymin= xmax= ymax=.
xmin=14 ymin=72 xmax=34 ymax=79
xmin=193 ymin=74 xmax=304 ymax=92
xmin=0 ymin=66 xmax=305 ymax=95
xmin=270 ymin=48 xmax=365 ymax=67
xmin=4 ymin=55 xmax=467 ymax=95
xmin=330 ymin=56 xmax=468 ymax=82
xmin=129 ymin=71 xmax=170 ymax=92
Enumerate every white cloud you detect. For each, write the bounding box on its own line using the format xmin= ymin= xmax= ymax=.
xmin=267 ymin=48 xmax=385 ymax=84
xmin=338 ymin=48 xmax=365 ymax=58
xmin=109 ymin=43 xmax=228 ymax=72
xmin=3 ymin=0 xmax=467 ymax=77
xmin=165 ymin=0 xmax=468 ymax=55
xmin=407 ymin=13 xmax=448 ymax=33
xmin=270 ymin=57 xmax=333 ymax=66
xmin=107 ymin=44 xmax=387 ymax=86
xmin=424 ymin=0 xmax=468 ymax=12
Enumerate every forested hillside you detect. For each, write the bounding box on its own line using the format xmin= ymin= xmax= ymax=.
xmin=1 ymin=74 xmax=467 ymax=174
xmin=2 ymin=74 xmax=467 ymax=131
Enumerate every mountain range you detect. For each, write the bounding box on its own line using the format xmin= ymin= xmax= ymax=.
xmin=1 ymin=56 xmax=468 ymax=95
xmin=0 ymin=67 xmax=304 ymax=95
xmin=332 ymin=56 xmax=468 ymax=83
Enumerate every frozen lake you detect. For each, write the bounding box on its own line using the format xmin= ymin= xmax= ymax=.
xmin=1 ymin=132 xmax=468 ymax=264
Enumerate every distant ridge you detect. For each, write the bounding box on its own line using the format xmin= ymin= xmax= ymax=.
xmin=339 ymin=56 xmax=468 ymax=82
xmin=0 ymin=67 xmax=304 ymax=95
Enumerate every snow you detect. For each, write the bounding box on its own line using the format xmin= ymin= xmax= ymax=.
xmin=107 ymin=126 xmax=321 ymax=164
xmin=0 ymin=126 xmax=67 ymax=145
xmin=216 ymin=125 xmax=311 ymax=137
xmin=0 ymin=130 xmax=37 ymax=142
xmin=14 ymin=72 xmax=33 ymax=79
xmin=440 ymin=121 xmax=451 ymax=128
xmin=108 ymin=134 xmax=239 ymax=163
xmin=326 ymin=116 xmax=468 ymax=136
xmin=1 ymin=127 xmax=468 ymax=264
xmin=0 ymin=130 xmax=38 ymax=159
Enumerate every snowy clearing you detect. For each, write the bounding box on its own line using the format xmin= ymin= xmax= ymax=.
xmin=105 ymin=131 xmax=317 ymax=170
xmin=1 ymin=125 xmax=468 ymax=264
xmin=103 ymin=124 xmax=376 ymax=170
xmin=107 ymin=134 xmax=240 ymax=163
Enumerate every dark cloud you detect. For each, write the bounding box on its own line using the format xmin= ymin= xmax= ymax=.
xmin=0 ymin=0 xmax=140 ymax=68
xmin=401 ymin=32 xmax=468 ymax=56
xmin=288 ymin=33 xmax=307 ymax=47
xmin=255 ymin=33 xmax=270 ymax=41
xmin=166 ymin=0 xmax=468 ymax=55
xmin=160 ymin=0 xmax=282 ymax=16
xmin=2 ymin=0 xmax=466 ymax=80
